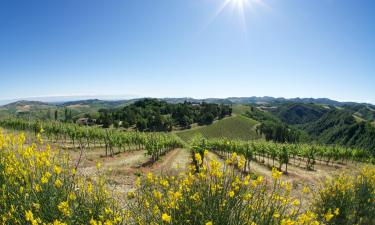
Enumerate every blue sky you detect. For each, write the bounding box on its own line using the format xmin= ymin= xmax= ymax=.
xmin=0 ymin=0 xmax=374 ymax=103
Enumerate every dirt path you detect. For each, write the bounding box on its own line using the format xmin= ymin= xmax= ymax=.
xmin=147 ymin=148 xmax=191 ymax=175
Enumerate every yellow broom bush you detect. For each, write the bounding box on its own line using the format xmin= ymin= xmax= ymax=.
xmin=312 ymin=166 xmax=375 ymax=225
xmin=0 ymin=130 xmax=123 ymax=225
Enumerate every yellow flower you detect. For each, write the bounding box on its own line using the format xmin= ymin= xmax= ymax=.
xmin=195 ymin=153 xmax=202 ymax=164
xmin=53 ymin=220 xmax=67 ymax=225
xmin=302 ymin=186 xmax=310 ymax=194
xmin=281 ymin=218 xmax=294 ymax=225
xmin=127 ymin=191 xmax=135 ymax=199
xmin=229 ymin=191 xmax=235 ymax=198
xmin=34 ymin=184 xmax=41 ymax=192
xmin=87 ymin=182 xmax=93 ymax=194
xmin=162 ymin=213 xmax=172 ymax=223
xmin=324 ymin=210 xmax=334 ymax=222
xmin=41 ymin=176 xmax=49 ymax=184
xmin=147 ymin=172 xmax=153 ymax=181
xmin=334 ymin=208 xmax=340 ymax=215
xmin=55 ymin=179 xmax=62 ymax=188
xmin=89 ymin=218 xmax=98 ymax=225
xmin=58 ymin=201 xmax=71 ymax=217
xmin=206 ymin=221 xmax=213 ymax=225
xmin=68 ymin=193 xmax=77 ymax=201
xmin=25 ymin=210 xmax=34 ymax=221
xmin=54 ymin=166 xmax=62 ymax=175
xmin=292 ymin=199 xmax=300 ymax=206
xmin=272 ymin=167 xmax=282 ymax=180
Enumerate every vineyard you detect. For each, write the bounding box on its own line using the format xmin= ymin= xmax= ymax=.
xmin=0 ymin=119 xmax=184 ymax=162
xmin=0 ymin=118 xmax=374 ymax=225
xmin=191 ymin=138 xmax=372 ymax=174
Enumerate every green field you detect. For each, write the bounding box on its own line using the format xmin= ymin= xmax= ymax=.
xmin=232 ymin=104 xmax=251 ymax=115
xmin=175 ymin=115 xmax=260 ymax=142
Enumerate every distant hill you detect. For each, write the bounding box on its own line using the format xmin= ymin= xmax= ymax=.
xmin=268 ymin=103 xmax=329 ymax=125
xmin=175 ymin=115 xmax=260 ymax=142
xmin=302 ymin=110 xmax=375 ymax=156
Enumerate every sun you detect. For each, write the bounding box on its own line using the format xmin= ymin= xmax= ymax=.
xmin=209 ymin=0 xmax=267 ymax=32
xmin=231 ymin=0 xmax=248 ymax=8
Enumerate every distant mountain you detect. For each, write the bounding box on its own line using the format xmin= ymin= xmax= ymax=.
xmin=1 ymin=97 xmax=374 ymax=123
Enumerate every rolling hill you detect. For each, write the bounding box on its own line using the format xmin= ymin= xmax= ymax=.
xmin=175 ymin=115 xmax=261 ymax=142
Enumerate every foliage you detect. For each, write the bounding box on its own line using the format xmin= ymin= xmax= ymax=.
xmin=0 ymin=130 xmax=123 ymax=224
xmin=191 ymin=138 xmax=372 ymax=173
xmin=127 ymin=154 xmax=322 ymax=225
xmin=256 ymin=121 xmax=301 ymax=143
xmin=313 ymin=166 xmax=375 ymax=225
xmin=97 ymin=99 xmax=232 ymax=131
xmin=0 ymin=130 xmax=373 ymax=225
xmin=303 ymin=110 xmax=375 ymax=157
xmin=268 ymin=103 xmax=328 ymax=125
xmin=0 ymin=118 xmax=183 ymax=160
xmin=245 ymin=106 xmax=302 ymax=143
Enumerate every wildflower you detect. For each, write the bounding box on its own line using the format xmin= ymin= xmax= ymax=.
xmin=302 ymin=186 xmax=310 ymax=194
xmin=87 ymin=182 xmax=93 ymax=194
xmin=229 ymin=191 xmax=235 ymax=198
xmin=68 ymin=193 xmax=76 ymax=201
xmin=324 ymin=210 xmax=334 ymax=222
xmin=334 ymin=208 xmax=339 ymax=215
xmin=89 ymin=218 xmax=98 ymax=225
xmin=53 ymin=220 xmax=67 ymax=225
xmin=54 ymin=166 xmax=62 ymax=175
xmin=55 ymin=179 xmax=62 ymax=188
xmin=272 ymin=167 xmax=282 ymax=180
xmin=281 ymin=218 xmax=294 ymax=225
xmin=34 ymin=184 xmax=41 ymax=192
xmin=206 ymin=221 xmax=213 ymax=225
xmin=58 ymin=201 xmax=71 ymax=217
xmin=127 ymin=191 xmax=135 ymax=199
xmin=162 ymin=213 xmax=172 ymax=223
xmin=25 ymin=210 xmax=34 ymax=221
xmin=195 ymin=153 xmax=202 ymax=165
xmin=147 ymin=172 xmax=153 ymax=181
xmin=41 ymin=175 xmax=49 ymax=184
xmin=292 ymin=199 xmax=300 ymax=206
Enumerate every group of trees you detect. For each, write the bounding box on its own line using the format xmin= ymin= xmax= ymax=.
xmin=245 ymin=106 xmax=301 ymax=143
xmin=256 ymin=121 xmax=301 ymax=143
xmin=97 ymin=99 xmax=232 ymax=131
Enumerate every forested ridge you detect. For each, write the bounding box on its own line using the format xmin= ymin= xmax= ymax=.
xmin=97 ymin=99 xmax=232 ymax=131
xmin=254 ymin=103 xmax=375 ymax=157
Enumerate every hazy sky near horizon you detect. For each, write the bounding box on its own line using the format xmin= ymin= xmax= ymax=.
xmin=0 ymin=0 xmax=374 ymax=103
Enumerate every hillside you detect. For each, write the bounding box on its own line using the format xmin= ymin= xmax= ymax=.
xmin=268 ymin=103 xmax=329 ymax=125
xmin=303 ymin=110 xmax=375 ymax=156
xmin=175 ymin=115 xmax=260 ymax=142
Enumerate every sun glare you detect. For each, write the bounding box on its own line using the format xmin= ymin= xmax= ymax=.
xmin=208 ymin=0 xmax=267 ymax=32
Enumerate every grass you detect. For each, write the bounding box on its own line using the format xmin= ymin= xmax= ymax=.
xmin=232 ymin=104 xmax=251 ymax=115
xmin=175 ymin=115 xmax=261 ymax=142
